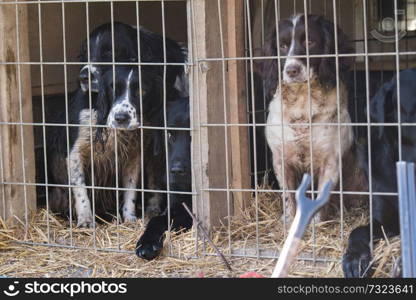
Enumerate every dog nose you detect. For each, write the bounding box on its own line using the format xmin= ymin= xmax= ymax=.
xmin=114 ymin=112 xmax=130 ymax=124
xmin=170 ymin=163 xmax=186 ymax=176
xmin=286 ymin=65 xmax=301 ymax=78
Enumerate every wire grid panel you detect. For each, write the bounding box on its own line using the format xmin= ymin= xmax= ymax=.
xmin=190 ymin=0 xmax=416 ymax=268
xmin=0 ymin=0 xmax=194 ymax=256
xmin=0 ymin=0 xmax=415 ymax=274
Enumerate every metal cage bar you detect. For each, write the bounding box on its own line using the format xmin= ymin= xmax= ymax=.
xmin=0 ymin=0 xmax=415 ymax=277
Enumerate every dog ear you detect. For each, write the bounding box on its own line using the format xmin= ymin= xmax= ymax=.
xmin=94 ymin=81 xmax=111 ymax=143
xmin=370 ymin=79 xmax=395 ymax=139
xmin=317 ymin=17 xmax=336 ymax=89
xmin=146 ymin=73 xmax=165 ymax=117
xmin=260 ymin=28 xmax=280 ymax=99
xmin=152 ymin=130 xmax=163 ymax=156
xmin=78 ymin=39 xmax=88 ymax=62
xmin=317 ymin=16 xmax=354 ymax=90
xmin=150 ymin=109 xmax=165 ymax=157
xmin=336 ymin=25 xmax=355 ymax=82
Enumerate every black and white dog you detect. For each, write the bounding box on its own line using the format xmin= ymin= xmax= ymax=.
xmin=262 ymin=14 xmax=366 ymax=222
xmin=48 ymin=65 xmax=164 ymax=227
xmin=47 ymin=22 xmax=186 ymax=227
xmin=343 ymin=69 xmax=416 ymax=277
xmin=136 ymin=98 xmax=192 ymax=260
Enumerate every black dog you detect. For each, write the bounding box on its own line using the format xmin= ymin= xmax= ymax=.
xmin=47 ymin=22 xmax=187 ymax=226
xmin=78 ymin=22 xmax=186 ymax=216
xmin=47 ymin=22 xmax=141 ymax=225
xmin=136 ymin=98 xmax=192 ymax=260
xmin=342 ymin=68 xmax=416 ymax=277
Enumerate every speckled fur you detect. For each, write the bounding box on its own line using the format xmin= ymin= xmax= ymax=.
xmin=48 ymin=108 xmax=157 ymax=226
xmin=266 ymin=79 xmax=366 ymax=221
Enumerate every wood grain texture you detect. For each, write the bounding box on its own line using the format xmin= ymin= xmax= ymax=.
xmin=0 ymin=1 xmax=36 ymax=223
xmin=227 ymin=0 xmax=251 ymax=216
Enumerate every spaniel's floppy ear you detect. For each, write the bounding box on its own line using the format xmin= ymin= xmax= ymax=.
xmin=152 ymin=130 xmax=164 ymax=156
xmin=317 ymin=16 xmax=336 ymax=89
xmin=151 ymin=110 xmax=165 ymax=157
xmin=145 ymin=74 xmax=165 ymax=156
xmin=94 ymin=80 xmax=111 ymax=144
xmin=145 ymin=72 xmax=164 ymax=118
xmin=78 ymin=39 xmax=88 ymax=62
xmin=370 ymin=79 xmax=395 ymax=139
xmin=260 ymin=28 xmax=280 ymax=99
xmin=317 ymin=16 xmax=354 ymax=89
xmin=336 ymin=23 xmax=355 ymax=81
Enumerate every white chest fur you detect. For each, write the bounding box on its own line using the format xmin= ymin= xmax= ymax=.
xmin=265 ymin=82 xmax=353 ymax=167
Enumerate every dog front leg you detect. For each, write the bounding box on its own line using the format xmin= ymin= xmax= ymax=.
xmin=145 ymin=170 xmax=163 ymax=217
xmin=272 ymin=150 xmax=297 ymax=222
xmin=122 ymin=153 xmax=140 ymax=223
xmin=69 ymin=147 xmax=93 ymax=228
xmin=317 ymin=157 xmax=340 ymax=221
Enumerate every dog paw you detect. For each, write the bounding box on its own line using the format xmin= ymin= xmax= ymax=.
xmin=342 ymin=249 xmax=372 ymax=278
xmin=123 ymin=213 xmax=138 ymax=223
xmin=77 ymin=211 xmax=94 ymax=228
xmin=136 ymin=235 xmax=163 ymax=261
xmin=76 ymin=215 xmax=94 ymax=228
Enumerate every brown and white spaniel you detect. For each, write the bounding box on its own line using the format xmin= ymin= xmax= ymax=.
xmin=262 ymin=14 xmax=366 ymax=222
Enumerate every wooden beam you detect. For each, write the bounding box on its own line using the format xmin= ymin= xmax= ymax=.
xmin=0 ymin=1 xmax=36 ymax=224
xmin=190 ymin=0 xmax=231 ymax=230
xmin=190 ymin=0 xmax=253 ymax=230
xmin=227 ymin=0 xmax=251 ymax=215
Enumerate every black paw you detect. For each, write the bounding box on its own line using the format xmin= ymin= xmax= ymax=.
xmin=136 ymin=235 xmax=163 ymax=261
xmin=342 ymin=249 xmax=372 ymax=278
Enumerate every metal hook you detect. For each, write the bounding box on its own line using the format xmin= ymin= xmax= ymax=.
xmin=272 ymin=174 xmax=333 ymax=278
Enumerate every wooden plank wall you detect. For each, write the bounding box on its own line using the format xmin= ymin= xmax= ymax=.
xmin=227 ymin=0 xmax=251 ymax=216
xmin=28 ymin=1 xmax=188 ymax=97
xmin=190 ymin=0 xmax=250 ymax=230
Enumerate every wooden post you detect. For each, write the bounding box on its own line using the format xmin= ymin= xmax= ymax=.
xmin=190 ymin=0 xmax=251 ymax=230
xmin=0 ymin=1 xmax=36 ymax=223
xmin=227 ymin=0 xmax=251 ymax=215
xmin=190 ymin=0 xmax=227 ymax=230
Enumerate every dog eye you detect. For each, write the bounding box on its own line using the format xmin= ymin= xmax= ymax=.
xmin=280 ymin=43 xmax=288 ymax=51
xmin=304 ymin=40 xmax=315 ymax=48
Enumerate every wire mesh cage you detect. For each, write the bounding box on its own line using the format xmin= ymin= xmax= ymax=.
xmin=0 ymin=0 xmax=415 ymax=277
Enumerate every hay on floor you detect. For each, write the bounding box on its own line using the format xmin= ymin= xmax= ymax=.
xmin=0 ymin=189 xmax=400 ymax=278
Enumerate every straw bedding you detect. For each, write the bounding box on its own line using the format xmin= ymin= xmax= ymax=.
xmin=0 ymin=190 xmax=400 ymax=278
